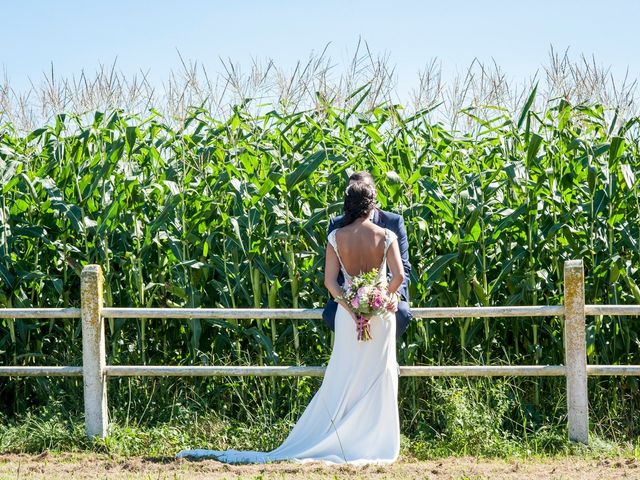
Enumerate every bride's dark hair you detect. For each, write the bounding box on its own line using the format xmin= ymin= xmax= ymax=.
xmin=340 ymin=180 xmax=376 ymax=227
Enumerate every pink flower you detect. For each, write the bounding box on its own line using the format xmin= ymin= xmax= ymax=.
xmin=351 ymin=296 xmax=360 ymax=309
xmin=371 ymin=296 xmax=384 ymax=309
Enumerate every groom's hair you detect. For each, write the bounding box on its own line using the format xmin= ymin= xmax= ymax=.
xmin=349 ymin=171 xmax=375 ymax=186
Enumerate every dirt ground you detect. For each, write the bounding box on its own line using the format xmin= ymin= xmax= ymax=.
xmin=0 ymin=452 xmax=638 ymax=479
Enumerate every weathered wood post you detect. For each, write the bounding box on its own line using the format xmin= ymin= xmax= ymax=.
xmin=81 ymin=265 xmax=108 ymax=439
xmin=563 ymin=259 xmax=589 ymax=443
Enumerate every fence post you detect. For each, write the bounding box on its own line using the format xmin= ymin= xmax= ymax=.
xmin=563 ymin=259 xmax=588 ymax=444
xmin=81 ymin=265 xmax=108 ymax=439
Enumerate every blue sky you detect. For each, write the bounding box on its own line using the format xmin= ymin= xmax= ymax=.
xmin=2 ymin=0 xmax=639 ymax=99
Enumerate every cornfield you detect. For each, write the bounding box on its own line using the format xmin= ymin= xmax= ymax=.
xmin=1 ymin=51 xmax=639 ymax=444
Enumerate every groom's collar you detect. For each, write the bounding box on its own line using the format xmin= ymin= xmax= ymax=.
xmin=373 ymin=208 xmax=385 ymax=227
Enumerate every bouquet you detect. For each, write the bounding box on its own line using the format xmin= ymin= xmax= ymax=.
xmin=337 ymin=268 xmax=399 ymax=342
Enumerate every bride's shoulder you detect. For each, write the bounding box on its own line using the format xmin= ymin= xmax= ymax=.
xmin=384 ymin=227 xmax=398 ymax=244
xmin=370 ymin=223 xmax=386 ymax=235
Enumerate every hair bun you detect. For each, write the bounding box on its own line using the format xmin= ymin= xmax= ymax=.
xmin=341 ymin=181 xmax=376 ymax=226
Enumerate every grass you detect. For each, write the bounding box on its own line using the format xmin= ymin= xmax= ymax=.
xmin=1 ymin=398 xmax=638 ymax=460
xmin=1 ymin=382 xmax=638 ymax=479
xmin=0 ymin=416 xmax=638 ymax=462
xmin=0 ymin=426 xmax=638 ymax=480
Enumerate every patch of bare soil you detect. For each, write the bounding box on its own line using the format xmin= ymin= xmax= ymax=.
xmin=0 ymin=452 xmax=638 ymax=479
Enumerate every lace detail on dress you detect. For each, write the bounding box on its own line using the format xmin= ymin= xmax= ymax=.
xmin=380 ymin=230 xmax=397 ymax=269
xmin=328 ymin=229 xmax=351 ymax=281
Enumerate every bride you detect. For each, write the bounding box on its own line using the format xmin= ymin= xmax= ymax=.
xmin=177 ymin=179 xmax=405 ymax=464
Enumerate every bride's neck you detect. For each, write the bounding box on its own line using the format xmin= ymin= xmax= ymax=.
xmin=352 ymin=216 xmax=372 ymax=226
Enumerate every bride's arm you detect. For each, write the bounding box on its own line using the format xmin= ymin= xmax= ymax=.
xmin=386 ymin=240 xmax=405 ymax=295
xmin=324 ymin=245 xmax=357 ymax=319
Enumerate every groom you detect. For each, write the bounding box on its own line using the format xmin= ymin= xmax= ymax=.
xmin=322 ymin=171 xmax=413 ymax=339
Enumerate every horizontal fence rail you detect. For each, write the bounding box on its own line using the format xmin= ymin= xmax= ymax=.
xmin=99 ymin=305 xmax=567 ymax=319
xmin=0 ymin=308 xmax=81 ymax=318
xmin=3 ymin=304 xmax=636 ymax=319
xmin=3 ymin=365 xmax=640 ymax=377
xmin=0 ymin=366 xmax=84 ymax=376
xmin=584 ymin=305 xmax=640 ymax=315
xmin=1 ymin=260 xmax=640 ymax=444
xmin=107 ymin=365 xmax=571 ymax=377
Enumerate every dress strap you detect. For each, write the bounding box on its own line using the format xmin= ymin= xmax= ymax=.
xmin=380 ymin=229 xmax=398 ymax=269
xmin=328 ymin=230 xmax=350 ymax=278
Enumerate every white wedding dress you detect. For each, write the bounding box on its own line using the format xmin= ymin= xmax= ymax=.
xmin=177 ymin=228 xmax=400 ymax=465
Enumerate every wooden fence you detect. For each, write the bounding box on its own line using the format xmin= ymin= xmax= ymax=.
xmin=1 ymin=260 xmax=640 ymax=444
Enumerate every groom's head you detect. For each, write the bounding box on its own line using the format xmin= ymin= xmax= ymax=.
xmin=349 ymin=171 xmax=375 ymax=196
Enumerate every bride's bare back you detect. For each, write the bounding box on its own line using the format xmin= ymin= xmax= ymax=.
xmin=325 ymin=216 xmax=404 ymax=307
xmin=334 ymin=223 xmax=387 ymax=277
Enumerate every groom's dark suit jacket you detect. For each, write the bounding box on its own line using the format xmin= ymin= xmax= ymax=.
xmin=322 ymin=208 xmax=413 ymax=339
